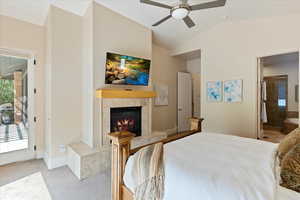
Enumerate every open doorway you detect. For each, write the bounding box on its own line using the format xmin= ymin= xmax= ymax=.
xmin=176 ymin=50 xmax=201 ymax=132
xmin=258 ymin=52 xmax=299 ymax=143
xmin=0 ymin=55 xmax=29 ymax=153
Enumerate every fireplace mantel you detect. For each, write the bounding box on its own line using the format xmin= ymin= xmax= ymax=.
xmin=96 ymin=89 xmax=156 ymax=99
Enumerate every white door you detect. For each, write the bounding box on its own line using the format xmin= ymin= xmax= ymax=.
xmin=178 ymin=72 xmax=192 ymax=132
xmin=0 ymin=53 xmax=35 ymax=166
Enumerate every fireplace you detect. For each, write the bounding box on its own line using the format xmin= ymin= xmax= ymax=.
xmin=110 ymin=107 xmax=142 ymax=137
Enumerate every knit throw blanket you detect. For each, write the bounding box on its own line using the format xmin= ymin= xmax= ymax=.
xmin=132 ymin=142 xmax=164 ymax=200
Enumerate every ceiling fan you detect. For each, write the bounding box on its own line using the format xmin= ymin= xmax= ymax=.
xmin=140 ymin=0 xmax=227 ymax=28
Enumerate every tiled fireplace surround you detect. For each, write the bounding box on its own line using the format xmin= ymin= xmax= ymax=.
xmin=100 ymin=97 xmax=152 ymax=146
xmin=67 ymin=90 xmax=165 ymax=180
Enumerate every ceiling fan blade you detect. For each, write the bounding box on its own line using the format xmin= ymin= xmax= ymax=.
xmin=140 ymin=0 xmax=172 ymax=9
xmin=190 ymin=0 xmax=226 ymax=11
xmin=183 ymin=16 xmax=195 ymax=28
xmin=152 ymin=15 xmax=172 ymax=26
xmin=180 ymin=0 xmax=188 ymax=3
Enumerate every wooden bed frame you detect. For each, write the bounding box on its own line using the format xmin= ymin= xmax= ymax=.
xmin=108 ymin=118 xmax=204 ymax=200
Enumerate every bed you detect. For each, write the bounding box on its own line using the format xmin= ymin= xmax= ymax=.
xmin=108 ymin=131 xmax=300 ymax=200
xmin=278 ymin=186 xmax=300 ymax=200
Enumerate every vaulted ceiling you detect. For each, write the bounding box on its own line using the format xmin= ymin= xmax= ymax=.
xmin=1 ymin=0 xmax=300 ymax=49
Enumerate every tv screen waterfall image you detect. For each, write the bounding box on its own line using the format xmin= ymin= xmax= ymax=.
xmin=105 ymin=52 xmax=151 ymax=86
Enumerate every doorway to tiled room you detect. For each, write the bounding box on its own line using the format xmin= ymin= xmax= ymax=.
xmin=257 ymin=52 xmax=299 ymax=143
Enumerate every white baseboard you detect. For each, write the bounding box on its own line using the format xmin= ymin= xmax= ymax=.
xmin=36 ymin=151 xmax=44 ymax=159
xmin=51 ymin=155 xmax=67 ymax=169
xmin=0 ymin=150 xmax=66 ymax=169
xmin=43 ymin=151 xmax=51 ymax=168
xmin=43 ymin=152 xmax=67 ymax=170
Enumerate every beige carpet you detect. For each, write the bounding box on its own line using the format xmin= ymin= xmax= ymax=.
xmin=0 ymin=160 xmax=110 ymax=200
xmin=0 ymin=172 xmax=52 ymax=200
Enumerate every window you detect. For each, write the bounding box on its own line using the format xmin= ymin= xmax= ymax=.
xmin=278 ymin=99 xmax=286 ymax=107
xmin=278 ymin=81 xmax=286 ymax=107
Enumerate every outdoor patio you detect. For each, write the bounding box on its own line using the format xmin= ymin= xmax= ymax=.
xmin=0 ymin=123 xmax=28 ymax=153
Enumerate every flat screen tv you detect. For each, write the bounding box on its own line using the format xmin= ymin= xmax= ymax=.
xmin=105 ymin=52 xmax=151 ymax=86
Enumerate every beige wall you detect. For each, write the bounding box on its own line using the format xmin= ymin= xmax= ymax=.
xmin=263 ymin=61 xmax=299 ymax=112
xmin=0 ymin=15 xmax=45 ymax=155
xmin=0 ymin=3 xmax=188 ymax=167
xmin=152 ymin=44 xmax=186 ymax=131
xmin=92 ymin=3 xmax=152 ymax=147
xmin=45 ymin=6 xmax=83 ymax=168
xmin=171 ymin=14 xmax=300 ymax=138
xmin=187 ymin=58 xmax=201 ymax=74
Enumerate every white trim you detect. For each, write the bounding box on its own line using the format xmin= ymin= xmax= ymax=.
xmin=0 ymin=47 xmax=35 ymax=59
xmin=44 ymin=154 xmax=67 ymax=170
xmin=27 ymin=57 xmax=36 ymax=155
xmin=43 ymin=151 xmax=51 ymax=168
xmin=36 ymin=151 xmax=44 ymax=159
xmin=256 ymin=48 xmax=300 ymax=59
xmin=256 ymin=58 xmax=262 ymax=139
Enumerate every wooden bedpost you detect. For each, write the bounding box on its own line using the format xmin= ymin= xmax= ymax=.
xmin=190 ymin=117 xmax=204 ymax=132
xmin=108 ymin=131 xmax=135 ymax=200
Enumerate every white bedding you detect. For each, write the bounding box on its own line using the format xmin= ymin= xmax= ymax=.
xmin=277 ymin=186 xmax=300 ymax=200
xmin=124 ymin=133 xmax=296 ymax=200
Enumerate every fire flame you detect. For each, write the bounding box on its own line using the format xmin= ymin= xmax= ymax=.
xmin=116 ymin=119 xmax=135 ymax=131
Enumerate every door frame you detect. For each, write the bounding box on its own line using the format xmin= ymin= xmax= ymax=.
xmin=0 ymin=48 xmax=36 ymax=165
xmin=256 ymin=48 xmax=300 ymax=139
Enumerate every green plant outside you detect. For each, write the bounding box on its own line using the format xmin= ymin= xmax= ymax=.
xmin=0 ymin=79 xmax=14 ymax=105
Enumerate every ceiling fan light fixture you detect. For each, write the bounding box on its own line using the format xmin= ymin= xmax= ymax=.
xmin=141 ymin=0 xmax=227 ymax=28
xmin=171 ymin=7 xmax=189 ymax=20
